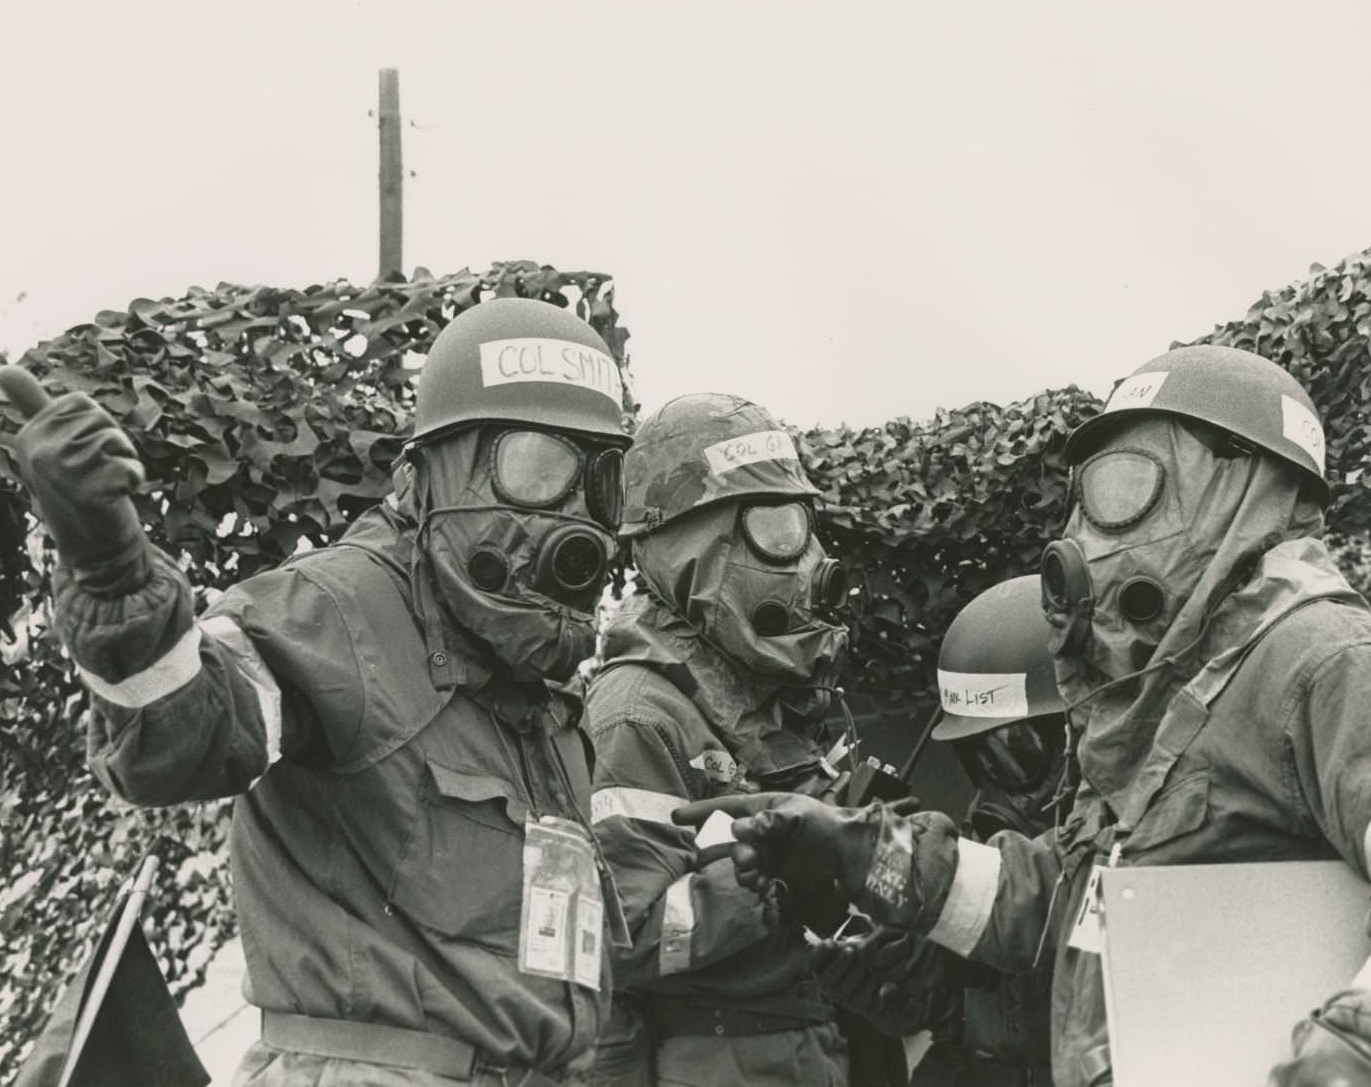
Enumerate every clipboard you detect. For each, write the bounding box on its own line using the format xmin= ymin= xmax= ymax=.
xmin=1100 ymin=860 xmax=1371 ymax=1087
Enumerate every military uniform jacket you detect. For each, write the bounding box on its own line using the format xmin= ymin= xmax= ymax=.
xmin=585 ymin=593 xmax=831 ymax=1015
xmin=64 ymin=505 xmax=609 ymax=1078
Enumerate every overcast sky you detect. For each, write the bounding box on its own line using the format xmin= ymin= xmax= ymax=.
xmin=4 ymin=1 xmax=1371 ymax=429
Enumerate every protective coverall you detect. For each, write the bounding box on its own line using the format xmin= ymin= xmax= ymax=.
xmin=64 ymin=496 xmax=613 ymax=1086
xmin=898 ymin=535 xmax=1371 ymax=1087
xmin=860 ymin=423 xmax=1371 ymax=1086
xmin=587 ymin=593 xmax=848 ymax=1087
xmin=3 ymin=297 xmax=632 ymax=1087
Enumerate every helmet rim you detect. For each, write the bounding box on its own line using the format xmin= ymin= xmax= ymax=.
xmin=1064 ymin=345 xmax=1328 ymax=502
xmin=411 ymin=297 xmax=630 ymax=449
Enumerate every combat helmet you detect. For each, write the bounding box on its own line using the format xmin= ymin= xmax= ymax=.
xmin=620 ymin=392 xmax=817 ymax=538
xmin=1064 ymin=344 xmax=1327 ymax=502
xmin=410 ymin=297 xmax=630 ymax=449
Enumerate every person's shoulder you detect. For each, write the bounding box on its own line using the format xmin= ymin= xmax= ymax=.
xmin=586 ymin=660 xmax=702 ymax=735
xmin=1269 ymin=594 xmax=1371 ymax=644
xmin=272 ymin=542 xmax=412 ymax=621
xmin=213 ymin=540 xmax=410 ymax=644
xmin=1250 ymin=595 xmax=1371 ymax=688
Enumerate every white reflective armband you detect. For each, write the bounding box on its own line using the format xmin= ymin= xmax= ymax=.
xmin=590 ymin=786 xmax=686 ymax=826
xmin=926 ymin=838 xmax=1002 ymax=957
xmin=78 ymin=625 xmax=203 ymax=708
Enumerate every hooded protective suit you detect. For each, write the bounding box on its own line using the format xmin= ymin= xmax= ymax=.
xmin=3 ymin=297 xmax=633 ymax=1087
xmin=587 ymin=393 xmax=851 ymax=1087
xmin=882 ymin=363 xmax=1371 ymax=1087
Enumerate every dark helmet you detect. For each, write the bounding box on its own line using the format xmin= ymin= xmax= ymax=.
xmin=410 ymin=297 xmax=630 ymax=449
xmin=620 ymin=392 xmax=817 ymax=538
xmin=1064 ymin=344 xmax=1327 ymax=502
xmin=931 ymin=574 xmax=1065 ymax=742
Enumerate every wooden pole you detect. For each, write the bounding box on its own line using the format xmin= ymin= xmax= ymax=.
xmin=378 ymin=68 xmax=403 ymax=279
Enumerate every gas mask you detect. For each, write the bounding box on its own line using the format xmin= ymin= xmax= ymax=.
xmin=1039 ymin=413 xmax=1323 ymax=803
xmin=1040 ymin=416 xmax=1266 ymax=685
xmin=414 ymin=427 xmax=623 ymax=682
xmin=951 ymin=714 xmax=1068 ymax=840
xmin=634 ymin=499 xmax=850 ymax=688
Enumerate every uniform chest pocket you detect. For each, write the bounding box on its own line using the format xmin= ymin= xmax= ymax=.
xmin=390 ymin=760 xmax=531 ymax=943
xmin=1124 ymin=771 xmax=1210 ymax=859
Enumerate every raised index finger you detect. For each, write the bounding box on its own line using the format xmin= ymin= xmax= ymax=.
xmin=671 ymin=793 xmax=781 ymax=827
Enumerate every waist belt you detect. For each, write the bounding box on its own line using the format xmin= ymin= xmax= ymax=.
xmin=644 ymin=994 xmax=837 ymax=1038
xmin=261 ymin=1011 xmax=562 ymax=1086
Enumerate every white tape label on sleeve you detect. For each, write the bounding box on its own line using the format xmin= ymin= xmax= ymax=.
xmin=479 ymin=338 xmax=623 ymax=406
xmin=702 ymin=430 xmax=799 ymax=475
xmin=689 ymin=747 xmax=739 ymax=782
xmin=1281 ymin=394 xmax=1325 ymax=472
xmin=938 ymin=669 xmax=1029 ymax=718
xmin=1102 ymin=372 xmax=1167 ymax=413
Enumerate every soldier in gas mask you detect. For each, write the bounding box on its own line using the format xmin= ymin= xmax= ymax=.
xmin=584 ymin=393 xmax=852 ymax=1087
xmin=677 ymin=346 xmax=1371 ymax=1087
xmin=809 ymin=575 xmax=1062 ymax=1087
xmin=933 ymin=574 xmax=1070 ymax=845
xmin=0 ymin=297 xmax=632 ymax=1087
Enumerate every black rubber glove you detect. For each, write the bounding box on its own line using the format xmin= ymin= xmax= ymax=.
xmin=674 ymin=792 xmax=881 ymax=899
xmin=676 ymin=792 xmax=963 ymax=931
xmin=810 ymin=926 xmax=960 ymax=1038
xmin=1 ymin=367 xmax=150 ymax=596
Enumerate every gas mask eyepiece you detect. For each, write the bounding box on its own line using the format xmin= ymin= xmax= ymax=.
xmin=491 ymin=428 xmax=624 ymax=531
xmin=1076 ymin=447 xmax=1165 ymax=531
xmin=740 ymin=502 xmax=812 ymax=563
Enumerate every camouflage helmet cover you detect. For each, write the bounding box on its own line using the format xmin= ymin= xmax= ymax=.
xmin=620 ymin=392 xmax=818 ymax=537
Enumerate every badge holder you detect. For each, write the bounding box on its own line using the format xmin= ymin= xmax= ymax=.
xmin=519 ymin=815 xmax=605 ymax=991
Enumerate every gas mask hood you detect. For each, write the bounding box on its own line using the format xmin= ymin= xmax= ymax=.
xmin=1041 ymin=414 xmax=1325 ymax=805
xmin=632 ymin=501 xmax=849 ymax=688
xmin=412 ymin=428 xmax=615 ymax=683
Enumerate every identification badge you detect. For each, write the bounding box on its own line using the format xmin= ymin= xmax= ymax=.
xmin=1066 ymin=864 xmax=1105 ymax=955
xmin=519 ymin=815 xmax=604 ymax=991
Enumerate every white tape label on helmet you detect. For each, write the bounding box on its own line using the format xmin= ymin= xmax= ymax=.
xmin=702 ymin=429 xmax=799 ymax=475
xmin=1280 ymin=394 xmax=1325 ymax=472
xmin=938 ymin=669 xmax=1029 ymax=718
xmin=1102 ymin=371 xmax=1167 ymax=413
xmin=479 ymin=338 xmax=623 ymax=405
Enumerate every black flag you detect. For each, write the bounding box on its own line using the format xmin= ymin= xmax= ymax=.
xmin=14 ymin=855 xmax=210 ymax=1087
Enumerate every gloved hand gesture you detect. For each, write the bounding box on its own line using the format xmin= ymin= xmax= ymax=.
xmin=1268 ymin=989 xmax=1371 ymax=1087
xmin=674 ymin=792 xmax=881 ymax=899
xmin=677 ymin=792 xmax=963 ymax=931
xmin=809 ymin=924 xmax=960 ymax=1038
xmin=0 ymin=367 xmax=150 ymax=596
